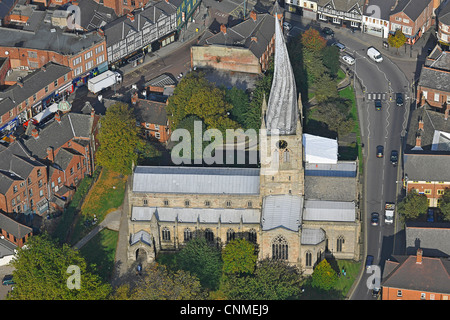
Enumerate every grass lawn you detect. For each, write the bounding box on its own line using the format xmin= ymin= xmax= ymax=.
xmin=79 ymin=229 xmax=119 ymax=282
xmin=69 ymin=168 xmax=127 ymax=245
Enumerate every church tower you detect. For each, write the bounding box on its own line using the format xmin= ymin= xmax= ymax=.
xmin=259 ymin=13 xmax=304 ymax=198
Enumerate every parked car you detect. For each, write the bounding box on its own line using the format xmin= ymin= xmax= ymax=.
xmin=322 ymin=27 xmax=334 ymax=37
xmin=283 ymin=22 xmax=292 ymax=31
xmin=396 ymin=92 xmax=404 ymax=106
xmin=342 ymin=55 xmax=355 ymax=65
xmin=372 ymin=286 xmax=381 ymax=298
xmin=2 ymin=275 xmax=15 ymax=286
xmin=375 ymin=99 xmax=382 ymax=111
xmin=371 ymin=212 xmax=379 ymax=226
xmin=365 ymin=255 xmax=374 ymax=270
xmin=376 ymin=145 xmax=384 ymax=158
xmin=332 ymin=41 xmax=346 ymax=52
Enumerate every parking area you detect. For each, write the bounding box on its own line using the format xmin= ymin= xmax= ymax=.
xmin=0 ymin=265 xmax=15 ymax=300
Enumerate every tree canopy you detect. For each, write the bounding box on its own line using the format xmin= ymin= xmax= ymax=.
xmin=96 ymin=102 xmax=143 ymax=175
xmin=310 ymin=259 xmax=338 ymax=291
xmin=221 ymin=238 xmax=258 ymax=275
xmin=438 ymin=189 xmax=450 ymax=221
xmin=397 ymin=190 xmax=429 ymax=220
xmin=8 ymin=234 xmax=111 ymax=300
xmin=388 ymin=30 xmax=407 ymax=53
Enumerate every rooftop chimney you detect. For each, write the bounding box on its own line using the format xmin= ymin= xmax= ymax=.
xmin=131 ymin=91 xmax=138 ymax=105
xmin=251 ymin=36 xmax=257 ymax=42
xmin=220 ymin=24 xmax=227 ymax=34
xmin=47 ymin=147 xmax=54 ymax=163
xmin=127 ymin=12 xmax=135 ymax=22
xmin=416 ymin=248 xmax=423 ymax=264
xmin=98 ymin=28 xmax=104 ymax=37
xmin=418 ymin=117 xmax=424 ymax=130
xmin=31 ymin=128 xmax=38 ymax=139
xmin=55 ymin=112 xmax=61 ymax=123
xmin=415 ymin=132 xmax=422 ymax=148
xmin=250 ymin=10 xmax=257 ymax=22
xmin=91 ymin=108 xmax=95 ymax=118
xmin=445 ymin=106 xmax=449 ymax=121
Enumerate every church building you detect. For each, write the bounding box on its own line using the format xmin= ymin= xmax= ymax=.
xmin=126 ymin=13 xmax=361 ymax=274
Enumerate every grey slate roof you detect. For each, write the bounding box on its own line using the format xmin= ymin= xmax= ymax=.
xmin=418 ymin=66 xmax=450 ymax=92
xmin=0 ymin=212 xmax=32 ymax=239
xmin=0 ymin=0 xmax=15 ymax=20
xmin=405 ymin=105 xmax=450 ymax=152
xmin=364 ymin=0 xmax=397 ymax=20
xmin=303 ymin=200 xmax=356 ymax=222
xmin=262 ymin=195 xmax=303 ymax=231
xmin=0 ymin=62 xmax=72 ymax=116
xmin=381 ymin=254 xmax=450 ymax=294
xmin=133 ymin=99 xmax=168 ymax=126
xmin=391 ymin=0 xmax=432 ymax=21
xmin=0 ymin=237 xmax=16 ymax=259
xmin=132 ymin=166 xmax=260 ymax=195
xmin=71 ymin=0 xmax=117 ymax=31
xmin=22 ymin=112 xmax=93 ymax=159
xmin=0 ymin=19 xmax=104 ymax=55
xmin=439 ymin=1 xmax=450 ymax=25
xmin=0 ymin=141 xmax=45 ymax=194
xmin=406 ymin=222 xmax=450 ymax=257
xmin=131 ymin=206 xmax=260 ymax=224
xmin=404 ymin=153 xmax=450 ymax=181
xmin=317 ymin=0 xmax=365 ymax=13
xmin=265 ymin=16 xmax=298 ymax=135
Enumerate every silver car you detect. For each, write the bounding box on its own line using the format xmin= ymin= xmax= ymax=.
xmin=342 ymin=55 xmax=355 ymax=65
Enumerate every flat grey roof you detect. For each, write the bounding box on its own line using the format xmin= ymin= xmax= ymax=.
xmin=132 ymin=166 xmax=261 ymax=195
xmin=303 ymin=200 xmax=356 ymax=222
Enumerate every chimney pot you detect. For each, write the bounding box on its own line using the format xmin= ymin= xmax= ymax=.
xmin=415 ymin=133 xmax=422 ymax=148
xmin=31 ymin=128 xmax=38 ymax=138
xmin=418 ymin=118 xmax=424 ymax=130
xmin=250 ymin=10 xmax=257 ymax=21
xmin=55 ymin=112 xmax=61 ymax=123
xmin=47 ymin=147 xmax=54 ymax=163
xmin=416 ymin=248 xmax=423 ymax=264
xmin=220 ymin=24 xmax=227 ymax=34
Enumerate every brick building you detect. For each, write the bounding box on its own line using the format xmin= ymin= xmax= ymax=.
xmin=389 ymin=0 xmax=434 ymax=44
xmin=381 ymin=249 xmax=450 ymax=300
xmin=416 ymin=46 xmax=450 ymax=111
xmin=0 ymin=62 xmax=73 ymax=136
xmin=0 ymin=212 xmax=32 ymax=247
xmin=0 ymin=140 xmax=49 ymax=216
xmin=193 ymin=9 xmax=279 ymax=74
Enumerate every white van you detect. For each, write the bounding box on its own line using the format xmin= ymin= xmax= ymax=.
xmin=367 ymin=47 xmax=383 ymax=63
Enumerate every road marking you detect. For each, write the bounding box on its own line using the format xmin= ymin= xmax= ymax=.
xmin=160 ymin=64 xmax=173 ymax=71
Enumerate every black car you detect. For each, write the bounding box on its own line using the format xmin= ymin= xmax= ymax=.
xmin=322 ymin=27 xmax=334 ymax=37
xmin=396 ymin=93 xmax=404 ymax=106
xmin=372 ymin=286 xmax=381 ymax=298
xmin=376 ymin=145 xmax=384 ymax=158
xmin=365 ymin=255 xmax=374 ymax=270
xmin=375 ymin=99 xmax=382 ymax=111
xmin=390 ymin=150 xmax=398 ymax=165
xmin=371 ymin=212 xmax=379 ymax=226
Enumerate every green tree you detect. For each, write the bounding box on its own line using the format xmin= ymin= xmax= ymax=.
xmin=176 ymin=237 xmax=223 ymax=290
xmin=321 ymin=45 xmax=340 ymax=78
xmin=120 ymin=263 xmax=207 ymax=300
xmin=96 ymin=102 xmax=143 ymax=175
xmin=438 ymin=189 xmax=450 ymax=221
xmin=311 ymin=259 xmax=338 ymax=291
xmin=166 ymin=73 xmax=239 ymax=134
xmin=314 ymin=73 xmax=340 ymax=103
xmin=8 ymin=234 xmax=111 ymax=300
xmin=388 ymin=29 xmax=407 ymax=54
xmin=222 ymin=258 xmax=303 ymax=300
xmin=222 ymin=238 xmax=258 ymax=275
xmin=172 ymin=115 xmax=207 ymax=162
xmin=225 ymin=87 xmax=250 ymax=128
xmin=397 ymin=189 xmax=429 ymax=220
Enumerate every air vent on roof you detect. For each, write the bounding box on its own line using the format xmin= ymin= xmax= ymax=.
xmin=51 ymin=28 xmax=56 ymax=32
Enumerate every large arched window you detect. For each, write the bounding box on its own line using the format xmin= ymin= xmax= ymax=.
xmin=162 ymin=227 xmax=171 ymax=241
xmin=226 ymin=229 xmax=235 ymax=242
xmin=184 ymin=228 xmax=192 ymax=242
xmin=205 ymin=228 xmax=214 ymax=242
xmin=248 ymin=228 xmax=257 ymax=244
xmin=272 ymin=235 xmax=288 ymax=260
xmin=305 ymin=251 xmax=312 ymax=267
xmin=336 ymin=236 xmax=345 ymax=252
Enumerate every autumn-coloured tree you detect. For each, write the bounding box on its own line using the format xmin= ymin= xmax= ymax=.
xmin=301 ymin=28 xmax=327 ymax=53
xmin=388 ymin=29 xmax=407 ymax=54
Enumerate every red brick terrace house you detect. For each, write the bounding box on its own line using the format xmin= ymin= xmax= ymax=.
xmin=389 ymin=0 xmax=434 ymax=44
xmin=381 ymin=249 xmax=450 ymax=300
xmin=0 ymin=212 xmax=32 ymax=248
